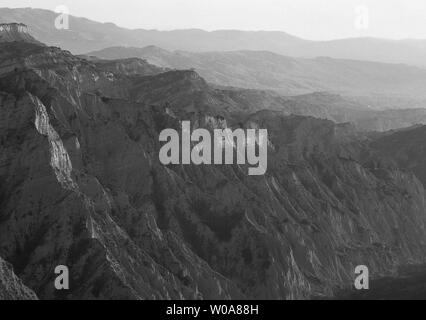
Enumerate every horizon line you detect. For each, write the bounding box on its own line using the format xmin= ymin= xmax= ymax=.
xmin=2 ymin=6 xmax=426 ymax=42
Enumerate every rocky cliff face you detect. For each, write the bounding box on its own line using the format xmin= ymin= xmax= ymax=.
xmin=0 ymin=23 xmax=41 ymax=44
xmin=88 ymin=57 xmax=168 ymax=77
xmin=1 ymin=38 xmax=426 ymax=300
xmin=0 ymin=257 xmax=38 ymax=300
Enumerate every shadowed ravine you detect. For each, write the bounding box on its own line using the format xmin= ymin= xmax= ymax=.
xmin=336 ymin=265 xmax=426 ymax=300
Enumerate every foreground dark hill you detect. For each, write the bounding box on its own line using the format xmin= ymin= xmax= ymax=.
xmin=2 ymin=7 xmax=426 ymax=66
xmin=2 ymin=30 xmax=426 ymax=299
xmin=87 ymin=46 xmax=426 ymax=104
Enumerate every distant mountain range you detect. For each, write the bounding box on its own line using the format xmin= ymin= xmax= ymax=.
xmin=86 ymin=46 xmax=426 ymax=103
xmin=371 ymin=125 xmax=426 ymax=186
xmin=4 ymin=7 xmax=426 ymax=109
xmin=2 ymin=7 xmax=426 ymax=67
xmin=77 ymin=53 xmax=426 ymax=132
xmin=0 ymin=257 xmax=37 ymax=300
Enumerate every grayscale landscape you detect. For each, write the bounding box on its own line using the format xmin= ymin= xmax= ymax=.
xmin=1 ymin=2 xmax=426 ymax=300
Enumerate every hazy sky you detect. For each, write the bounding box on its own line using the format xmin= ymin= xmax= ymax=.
xmin=2 ymin=0 xmax=426 ymax=40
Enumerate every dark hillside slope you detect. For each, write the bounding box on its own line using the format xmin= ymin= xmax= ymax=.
xmin=1 ymin=32 xmax=426 ymax=300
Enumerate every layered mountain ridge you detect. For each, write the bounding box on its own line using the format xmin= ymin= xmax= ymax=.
xmin=88 ymin=46 xmax=426 ymax=101
xmin=2 ymin=7 xmax=426 ymax=67
xmin=370 ymin=125 xmax=426 ymax=187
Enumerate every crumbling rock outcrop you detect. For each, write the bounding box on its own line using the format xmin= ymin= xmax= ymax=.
xmin=0 ymin=257 xmax=38 ymax=300
xmin=0 ymin=23 xmax=41 ymax=44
